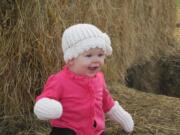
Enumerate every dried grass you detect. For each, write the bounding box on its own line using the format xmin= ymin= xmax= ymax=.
xmin=106 ymin=83 xmax=180 ymax=135
xmin=0 ymin=0 xmax=178 ymax=134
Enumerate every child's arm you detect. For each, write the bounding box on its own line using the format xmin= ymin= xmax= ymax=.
xmin=106 ymin=101 xmax=134 ymax=133
xmin=34 ymin=98 xmax=63 ymax=120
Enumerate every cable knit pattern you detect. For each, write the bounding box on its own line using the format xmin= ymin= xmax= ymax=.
xmin=106 ymin=101 xmax=134 ymax=133
xmin=34 ymin=98 xmax=63 ymax=120
xmin=62 ymin=24 xmax=112 ymax=62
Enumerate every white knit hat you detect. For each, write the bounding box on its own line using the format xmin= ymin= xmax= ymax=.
xmin=62 ymin=24 xmax=112 ymax=63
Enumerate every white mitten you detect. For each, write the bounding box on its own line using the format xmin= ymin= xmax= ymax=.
xmin=106 ymin=101 xmax=134 ymax=133
xmin=34 ymin=98 xmax=63 ymax=120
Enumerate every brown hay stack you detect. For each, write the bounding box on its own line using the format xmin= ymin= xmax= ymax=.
xmin=0 ymin=0 xmax=177 ymax=134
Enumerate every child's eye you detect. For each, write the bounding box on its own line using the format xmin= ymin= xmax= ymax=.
xmin=98 ymin=53 xmax=105 ymax=57
xmin=85 ymin=54 xmax=92 ymax=57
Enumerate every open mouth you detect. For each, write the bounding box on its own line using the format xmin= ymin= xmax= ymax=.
xmin=88 ymin=66 xmax=99 ymax=71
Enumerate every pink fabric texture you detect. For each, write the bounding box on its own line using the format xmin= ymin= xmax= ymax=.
xmin=36 ymin=66 xmax=115 ymax=135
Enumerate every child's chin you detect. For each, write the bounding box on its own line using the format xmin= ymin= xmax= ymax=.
xmin=87 ymin=72 xmax=97 ymax=77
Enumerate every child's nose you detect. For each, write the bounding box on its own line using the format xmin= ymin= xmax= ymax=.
xmin=92 ymin=56 xmax=101 ymax=63
xmin=92 ymin=62 xmax=100 ymax=67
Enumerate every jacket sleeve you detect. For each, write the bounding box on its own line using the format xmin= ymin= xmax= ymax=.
xmin=36 ymin=74 xmax=62 ymax=101
xmin=34 ymin=74 xmax=63 ymax=120
xmin=101 ymin=73 xmax=115 ymax=113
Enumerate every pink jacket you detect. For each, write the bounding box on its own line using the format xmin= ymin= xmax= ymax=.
xmin=36 ymin=66 xmax=115 ymax=135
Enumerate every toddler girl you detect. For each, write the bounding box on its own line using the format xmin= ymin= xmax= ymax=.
xmin=34 ymin=24 xmax=134 ymax=135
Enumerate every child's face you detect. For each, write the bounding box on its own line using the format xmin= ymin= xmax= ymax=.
xmin=68 ymin=48 xmax=105 ymax=77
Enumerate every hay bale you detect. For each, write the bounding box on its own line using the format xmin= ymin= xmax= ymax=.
xmin=0 ymin=0 xmax=64 ymax=132
xmin=0 ymin=0 xmax=177 ymax=134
